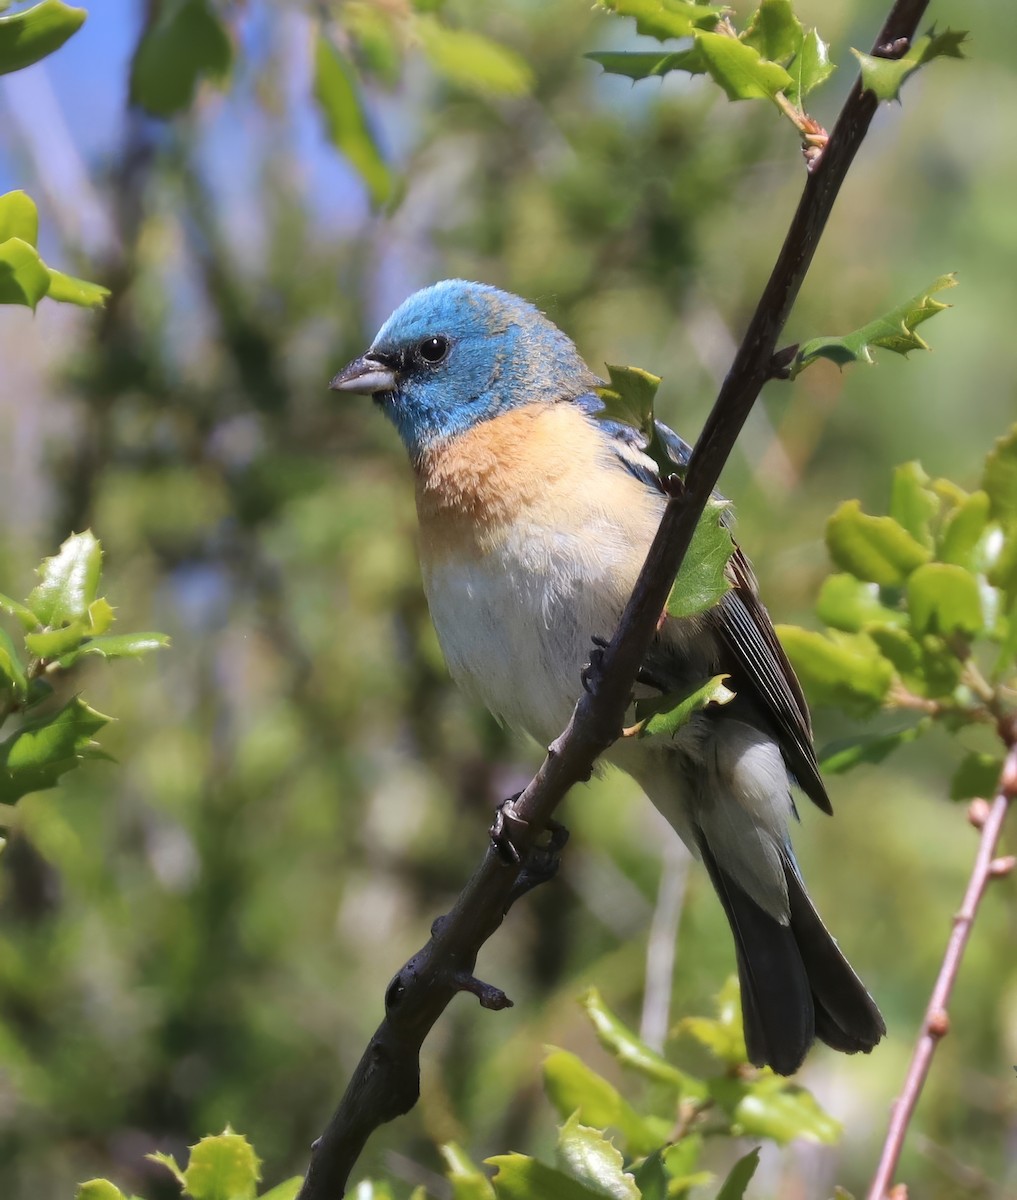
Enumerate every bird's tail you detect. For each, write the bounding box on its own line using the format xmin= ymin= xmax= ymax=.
xmin=698 ymin=839 xmax=886 ymax=1076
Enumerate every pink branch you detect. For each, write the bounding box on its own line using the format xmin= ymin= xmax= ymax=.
xmin=866 ymin=739 xmax=1017 ymax=1200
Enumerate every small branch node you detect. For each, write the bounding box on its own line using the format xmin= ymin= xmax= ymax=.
xmin=926 ymin=1008 xmax=950 ymax=1040
xmin=661 ymin=473 xmax=684 ymax=498
xmin=768 ymin=343 xmax=799 ymax=379
xmin=988 ymin=854 xmax=1016 ymax=879
xmin=453 ymin=972 xmax=514 ymax=1010
xmin=967 ymin=797 xmax=990 ymax=829
xmin=887 ymin=1185 xmax=910 ymax=1200
xmin=875 ymin=36 xmax=911 ymax=58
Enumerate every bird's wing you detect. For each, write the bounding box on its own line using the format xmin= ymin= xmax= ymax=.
xmin=576 ymin=395 xmax=831 ymax=814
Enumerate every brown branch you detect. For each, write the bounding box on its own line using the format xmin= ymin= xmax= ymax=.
xmin=866 ymin=736 xmax=1017 ymax=1200
xmin=296 ymin=2 xmax=933 ymax=1196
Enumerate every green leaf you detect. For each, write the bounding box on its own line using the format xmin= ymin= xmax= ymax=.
xmin=0 ymin=236 xmax=51 ymax=307
xmin=852 ymin=27 xmax=967 ymax=103
xmin=714 ymin=1148 xmax=760 ymax=1200
xmin=153 ymin=1130 xmax=261 ymax=1200
xmin=661 ymin=1137 xmax=712 ymax=1195
xmin=826 ymin=500 xmax=931 ymax=587
xmin=258 ymin=1181 xmax=303 ymax=1200
xmin=76 ymin=1182 xmax=127 ymax=1200
xmin=46 ymin=267 xmax=110 ymax=309
xmin=740 ymin=0 xmax=803 ymax=65
xmin=130 ymin=0 xmax=233 ymax=117
xmin=938 ymin=489 xmax=990 ymax=569
xmin=630 ymin=1150 xmax=667 ymax=1200
xmin=906 ymin=562 xmax=983 ymax=637
xmin=950 ymin=751 xmax=1004 ymax=802
xmin=793 ymin=274 xmax=956 ymax=376
xmin=787 ymin=28 xmax=834 ymax=103
xmin=0 ymin=592 xmax=39 ymax=630
xmin=0 ymin=697 xmax=110 ymax=804
xmin=487 ymin=1153 xmax=613 ymax=1200
xmin=676 ymin=977 xmax=747 ymax=1066
xmin=982 ymin=425 xmax=1017 ymax=528
xmin=815 ymin=573 xmax=902 ymax=633
xmin=543 ymin=1048 xmax=667 ymax=1157
xmin=695 ymin=31 xmax=793 ymax=101
xmin=987 ymin=531 xmax=1017 ymax=606
xmin=819 ymin=721 xmax=929 ymax=773
xmin=416 ymin=16 xmax=534 ymax=97
xmin=867 ymin=626 xmax=961 ymax=699
xmin=58 ymin=631 xmax=170 ymax=668
xmin=441 ymin=1143 xmax=497 ymax=1200
xmin=556 ymin=1114 xmax=640 ymax=1200
xmin=585 ymin=47 xmax=705 ymax=82
xmin=579 ymin=987 xmax=707 ymax=1098
xmin=595 ymin=0 xmax=723 ymax=42
xmin=313 ymin=34 xmax=394 ymax=208
xmin=0 ymin=625 xmax=27 ymax=697
xmin=27 ymin=530 xmax=103 ymax=626
xmin=25 ymin=619 xmax=89 ymax=659
xmin=666 ymin=499 xmax=734 ymax=618
xmin=722 ymin=1076 xmax=840 ymax=1144
xmin=0 ymin=0 xmax=85 ymax=75
xmin=596 ymin=364 xmax=661 ymax=440
xmin=631 ymin=674 xmax=735 ymax=739
xmin=776 ymin=626 xmax=894 ymax=717
xmin=0 ymin=190 xmax=38 ymax=245
xmin=890 ymin=462 xmax=939 ymax=548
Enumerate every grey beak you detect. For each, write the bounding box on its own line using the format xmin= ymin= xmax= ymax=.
xmin=330 ymin=353 xmax=398 ymax=395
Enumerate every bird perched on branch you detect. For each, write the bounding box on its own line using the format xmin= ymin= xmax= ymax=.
xmin=331 ymin=279 xmax=885 ymax=1075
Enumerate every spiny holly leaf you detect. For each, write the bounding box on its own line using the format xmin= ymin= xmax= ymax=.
xmin=0 ymin=237 xmax=50 ymax=308
xmin=0 ymin=190 xmax=38 ymax=245
xmin=585 ymin=46 xmax=705 ymax=82
xmin=938 ymin=489 xmax=991 ymax=570
xmin=27 ymin=530 xmax=103 ymax=627
xmin=740 ymin=0 xmax=803 ymax=65
xmin=76 ymin=1182 xmax=131 ymax=1200
xmin=730 ymin=1077 xmax=840 ymax=1144
xmin=543 ymin=1048 xmax=669 ymax=1157
xmin=791 ymin=274 xmax=956 ymax=376
xmin=0 ymin=0 xmax=85 ymax=76
xmin=579 ymin=987 xmax=707 ymax=1097
xmin=852 ymin=27 xmax=967 ymax=104
xmin=596 ymin=363 xmax=661 ymax=435
xmin=676 ymin=976 xmax=747 ymax=1065
xmin=595 ymin=0 xmax=723 ymax=42
xmin=786 ymin=28 xmax=834 ymax=104
xmin=416 ymin=16 xmax=534 ymax=97
xmin=130 ymin=0 xmax=232 ymax=117
xmin=825 ymin=500 xmax=931 ymax=587
xmin=661 ymin=1138 xmax=712 ymax=1195
xmin=486 ymin=1153 xmax=614 ymax=1200
xmin=440 ymin=1143 xmax=497 ymax=1200
xmin=667 ymin=498 xmax=735 ymax=618
xmin=982 ymin=425 xmax=1017 ymax=528
xmin=58 ymin=631 xmax=171 ymax=668
xmin=149 ymin=1129 xmax=260 ymax=1200
xmin=0 ymin=697 xmax=110 ymax=804
xmin=313 ymin=33 xmax=394 ymax=208
xmin=631 ymin=674 xmax=735 ymax=739
xmin=556 ymin=1114 xmax=640 ymax=1200
xmin=696 ymin=30 xmax=793 ymax=101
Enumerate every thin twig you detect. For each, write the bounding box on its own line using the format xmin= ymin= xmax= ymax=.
xmin=297 ymin=2 xmax=932 ymax=1196
xmin=866 ymin=737 xmax=1017 ymax=1200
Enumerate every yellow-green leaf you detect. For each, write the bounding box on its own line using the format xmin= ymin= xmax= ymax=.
xmin=0 ymin=0 xmax=85 ymax=76
xmin=777 ymin=626 xmax=893 ymax=717
xmin=695 ymin=30 xmax=793 ymax=101
xmin=416 ymin=16 xmax=534 ymax=97
xmin=0 ymin=190 xmax=39 ymax=245
xmin=130 ymin=0 xmax=232 ymax=117
xmin=852 ymin=27 xmax=967 ymax=103
xmin=0 ymin=236 xmax=51 ymax=308
xmin=826 ymin=500 xmax=931 ymax=586
xmin=596 ymin=0 xmax=723 ymax=42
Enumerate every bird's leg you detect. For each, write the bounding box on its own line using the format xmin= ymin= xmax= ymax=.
xmin=491 ymin=794 xmax=570 ymax=907
xmin=583 ymin=634 xmax=668 ymax=694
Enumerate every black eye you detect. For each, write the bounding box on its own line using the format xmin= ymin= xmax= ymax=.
xmin=417 ymin=335 xmax=450 ymax=364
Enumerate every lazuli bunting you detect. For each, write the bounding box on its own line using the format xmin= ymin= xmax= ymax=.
xmin=331 ymin=279 xmax=885 ymax=1076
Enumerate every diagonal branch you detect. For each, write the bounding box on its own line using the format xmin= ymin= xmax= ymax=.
xmin=866 ymin=729 xmax=1017 ymax=1200
xmin=296 ymin=3 xmax=932 ymax=1196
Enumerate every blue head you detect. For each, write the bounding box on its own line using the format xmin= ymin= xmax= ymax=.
xmin=331 ymin=280 xmax=599 ymax=461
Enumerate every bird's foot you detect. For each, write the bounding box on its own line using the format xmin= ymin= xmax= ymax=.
xmin=491 ymin=795 xmax=569 ymax=905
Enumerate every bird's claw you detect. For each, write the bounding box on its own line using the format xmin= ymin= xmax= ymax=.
xmin=581 ymin=635 xmax=609 ymax=694
xmin=506 ymin=819 xmax=569 ymax=907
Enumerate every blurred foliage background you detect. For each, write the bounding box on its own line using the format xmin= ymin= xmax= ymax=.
xmin=0 ymin=0 xmax=1014 ymax=1197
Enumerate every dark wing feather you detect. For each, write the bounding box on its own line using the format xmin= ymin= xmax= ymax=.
xmin=580 ymin=397 xmax=830 ymax=814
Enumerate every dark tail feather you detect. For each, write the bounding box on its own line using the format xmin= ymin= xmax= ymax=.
xmin=699 ymin=842 xmax=885 ymax=1075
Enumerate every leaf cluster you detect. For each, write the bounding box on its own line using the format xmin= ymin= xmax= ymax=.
xmin=0 ymin=532 xmax=168 ymax=824
xmin=76 ymin=985 xmax=840 ymax=1200
xmin=777 ymin=427 xmax=1017 ymax=795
